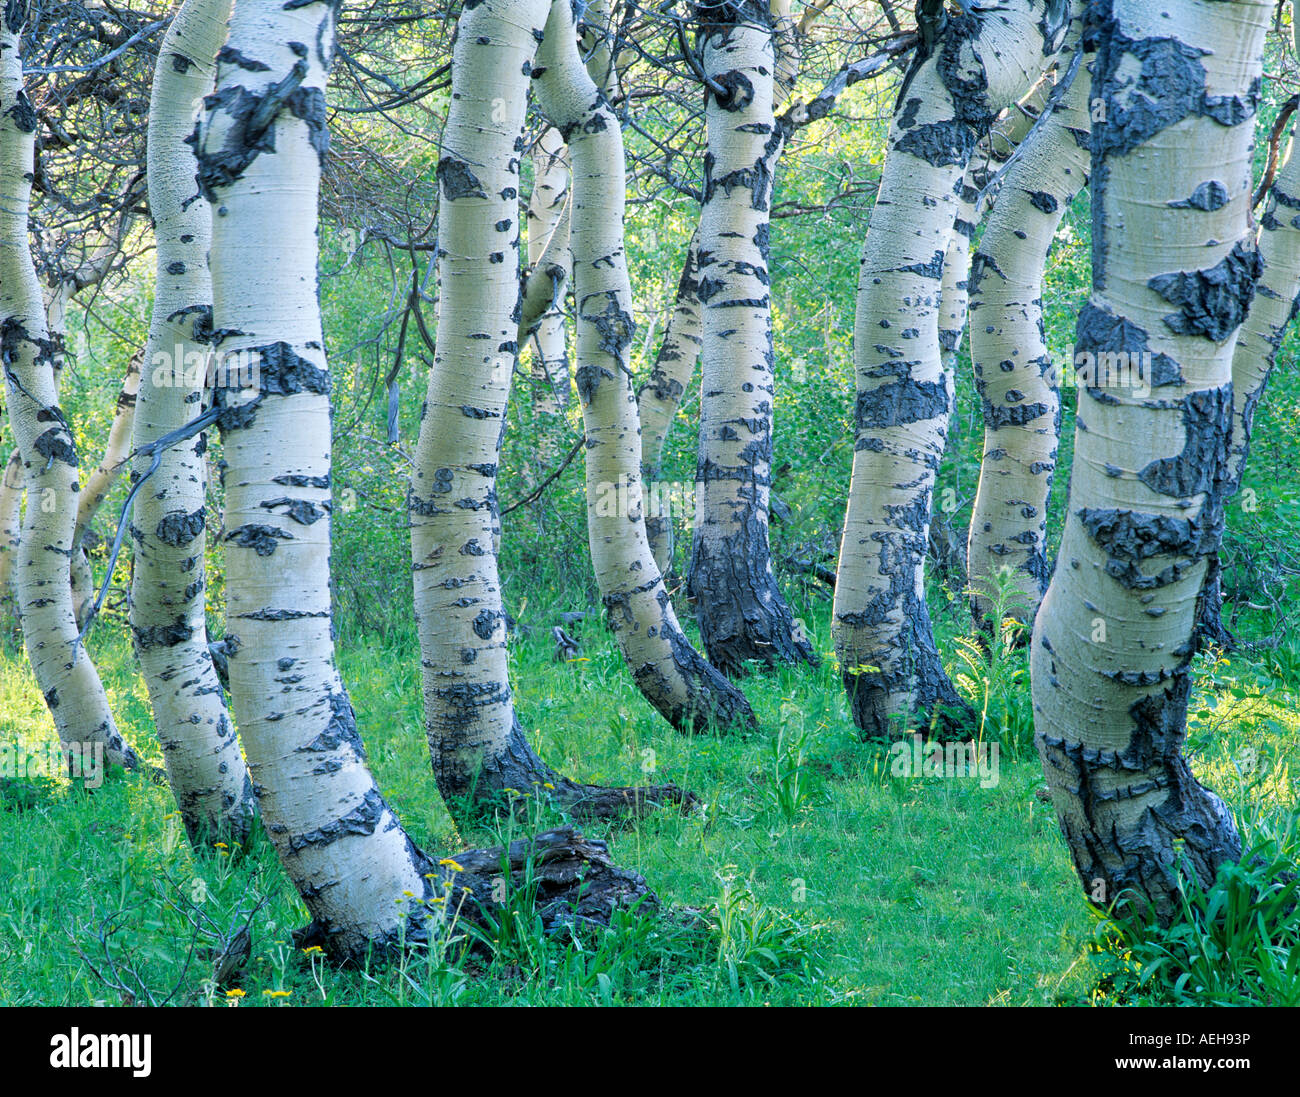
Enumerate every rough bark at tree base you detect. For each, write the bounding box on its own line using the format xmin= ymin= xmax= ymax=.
xmin=292 ymin=825 xmax=658 ymax=965
xmin=433 ymin=716 xmax=697 ymax=824
xmin=691 ymin=539 xmax=819 ymax=677
xmin=844 ymin=648 xmax=976 ymax=743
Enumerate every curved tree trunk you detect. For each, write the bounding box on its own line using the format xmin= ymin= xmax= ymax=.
xmin=0 ymin=446 xmax=20 ymax=630
xmin=526 ymin=126 xmax=572 ymax=446
xmin=199 ymin=0 xmax=655 ymax=961
xmin=636 ymin=21 xmax=901 ymax=581
xmin=966 ymin=33 xmax=1091 ymax=633
xmin=833 ymin=0 xmax=1065 ymax=738
xmin=1199 ymin=96 xmax=1300 ymax=645
xmin=638 ymin=229 xmax=703 ymax=576
xmin=130 ymin=0 xmax=255 ymax=848
xmin=937 ymin=76 xmax=1052 ymax=373
xmin=410 ymin=0 xmax=693 ymax=822
xmin=0 ymin=13 xmax=137 ymax=772
xmin=200 ymin=0 xmax=435 ymax=958
xmin=688 ymin=1 xmax=818 ymax=676
xmin=1031 ymin=0 xmax=1269 ymax=923
xmin=70 ymin=351 xmax=141 ymax=628
xmin=74 ymin=353 xmax=141 ymax=552
xmin=533 ymin=0 xmax=755 ymax=732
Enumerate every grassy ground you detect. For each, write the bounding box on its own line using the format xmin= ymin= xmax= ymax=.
xmin=2 ymin=572 xmax=1297 ymax=1005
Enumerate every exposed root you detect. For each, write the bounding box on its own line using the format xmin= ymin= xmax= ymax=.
xmin=294 ymin=825 xmax=658 ymax=964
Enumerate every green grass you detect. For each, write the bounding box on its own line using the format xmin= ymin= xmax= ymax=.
xmin=2 ymin=576 xmax=1297 ymax=1006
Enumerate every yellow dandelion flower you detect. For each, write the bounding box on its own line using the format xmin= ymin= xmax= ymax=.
xmin=438 ymin=858 xmax=463 ymax=872
xmin=263 ymin=989 xmax=292 ymax=998
xmin=225 ymin=988 xmax=246 ymax=998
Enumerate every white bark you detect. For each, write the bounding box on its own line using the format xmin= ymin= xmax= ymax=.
xmin=937 ymin=76 xmax=1052 ymax=371
xmin=200 ymin=0 xmax=429 ymax=957
xmin=637 ymin=228 xmax=703 ymax=575
xmin=966 ymin=32 xmax=1091 ymax=629
xmin=533 ymin=0 xmax=755 ymax=731
xmin=131 ymin=0 xmax=254 ymax=846
xmin=0 ymin=446 xmax=20 ymax=627
xmin=832 ymin=0 xmax=1064 ymax=737
xmin=0 ymin=12 xmax=137 ymax=771
xmin=69 ymin=352 xmax=142 ymax=628
xmin=411 ymin=0 xmax=688 ymax=817
xmin=1031 ymin=0 xmax=1269 ymax=921
xmin=689 ymin=1 xmax=816 ymax=674
xmin=526 ymin=126 xmax=572 ymax=429
xmin=1200 ymin=124 xmax=1300 ymax=644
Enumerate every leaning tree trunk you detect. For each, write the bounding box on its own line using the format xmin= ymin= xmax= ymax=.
xmin=130 ymin=0 xmax=254 ymax=848
xmin=200 ymin=0 xmax=434 ymax=956
xmin=411 ymin=0 xmax=690 ymax=822
xmin=1031 ymin=0 xmax=1269 ymax=923
xmin=525 ymin=126 xmax=572 ymax=452
xmin=937 ymin=75 xmax=1053 ymax=374
xmin=638 ymin=228 xmax=703 ymax=576
xmin=0 ymin=446 xmax=20 ymax=629
xmin=833 ymin=0 xmax=1066 ymax=738
xmin=1199 ymin=70 xmax=1300 ymax=646
xmin=0 ymin=12 xmax=137 ymax=771
xmin=74 ymin=353 xmax=141 ymax=554
xmin=688 ymin=1 xmax=818 ymax=676
xmin=200 ymin=0 xmax=656 ymax=960
xmin=966 ymin=31 xmax=1091 ymax=633
xmin=533 ymin=0 xmax=756 ymax=732
xmin=635 ymin=22 xmax=903 ymax=580
xmin=70 ymin=351 xmax=141 ymax=628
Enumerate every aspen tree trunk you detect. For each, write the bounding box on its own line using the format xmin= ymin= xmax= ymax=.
xmin=0 ymin=10 xmax=137 ymax=771
xmin=533 ymin=0 xmax=755 ymax=731
xmin=69 ymin=352 xmax=141 ymax=628
xmin=411 ymin=0 xmax=694 ymax=820
xmin=579 ymin=0 xmax=621 ymax=100
xmin=526 ymin=126 xmax=572 ymax=437
xmin=194 ymin=2 xmax=654 ymax=956
xmin=74 ymin=353 xmax=141 ymax=552
xmin=967 ymin=32 xmax=1091 ymax=631
xmin=635 ymin=5 xmax=854 ymax=579
xmin=0 ymin=446 xmax=20 ymax=628
xmin=1200 ymin=110 xmax=1300 ymax=644
xmin=769 ymin=0 xmax=799 ymax=99
xmin=832 ymin=0 xmax=1064 ymax=738
xmin=688 ymin=1 xmax=817 ymax=675
xmin=638 ymin=229 xmax=703 ymax=575
xmin=1031 ymin=0 xmax=1269 ymax=922
xmin=932 ymin=81 xmax=1053 ymax=594
xmin=198 ymin=0 xmax=437 ymax=956
xmin=937 ymin=77 xmax=1051 ymax=371
xmin=130 ymin=0 xmax=254 ymax=847
xmin=937 ymin=173 xmax=980 ymax=378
